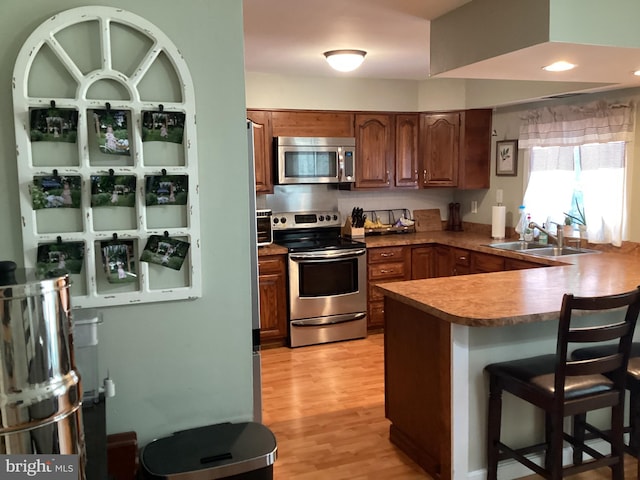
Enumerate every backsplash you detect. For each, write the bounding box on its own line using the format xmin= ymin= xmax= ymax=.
xmin=258 ymin=184 xmax=455 ymax=223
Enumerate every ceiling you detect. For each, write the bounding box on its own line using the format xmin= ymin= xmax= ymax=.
xmin=242 ymin=0 xmax=640 ymax=96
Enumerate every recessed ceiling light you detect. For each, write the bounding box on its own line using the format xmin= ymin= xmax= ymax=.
xmin=542 ymin=61 xmax=576 ymax=72
xmin=634 ymin=70 xmax=640 ymax=76
xmin=324 ymin=50 xmax=367 ymax=72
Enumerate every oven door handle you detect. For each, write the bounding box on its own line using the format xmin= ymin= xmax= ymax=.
xmin=291 ymin=312 xmax=366 ymax=327
xmin=289 ymin=248 xmax=366 ymax=261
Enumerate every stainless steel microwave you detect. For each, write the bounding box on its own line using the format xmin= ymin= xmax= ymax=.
xmin=275 ymin=136 xmax=356 ymax=185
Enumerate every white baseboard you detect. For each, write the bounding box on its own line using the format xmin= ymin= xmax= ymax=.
xmin=464 ymin=439 xmax=610 ymax=480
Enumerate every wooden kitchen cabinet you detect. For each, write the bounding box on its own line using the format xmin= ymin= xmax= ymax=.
xmin=258 ymin=255 xmax=288 ymax=346
xmin=395 ymin=114 xmax=420 ymax=188
xmin=433 ymin=245 xmax=453 ymax=277
xmin=457 ymin=109 xmax=492 ymax=189
xmin=367 ymin=246 xmax=410 ymax=329
xmin=420 ymin=112 xmax=460 ymax=187
xmin=419 ymin=109 xmax=492 ymax=189
xmin=247 ymin=110 xmax=274 ymax=194
xmin=504 ymin=257 xmax=544 ymax=270
xmin=470 ymin=251 xmax=505 ymax=273
xmin=452 ymin=248 xmax=470 ymax=275
xmin=355 ymin=113 xmax=394 ymax=189
xmin=271 ymin=110 xmax=354 ymax=137
xmin=411 ymin=246 xmax=434 ymax=279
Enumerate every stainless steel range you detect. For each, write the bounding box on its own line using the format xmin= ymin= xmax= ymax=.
xmin=273 ymin=211 xmax=367 ymax=348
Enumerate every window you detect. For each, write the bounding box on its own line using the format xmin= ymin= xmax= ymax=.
xmin=518 ymin=100 xmax=634 ymax=247
xmin=522 ymin=142 xmax=626 ymax=246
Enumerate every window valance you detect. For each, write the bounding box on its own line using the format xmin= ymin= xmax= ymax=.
xmin=518 ymin=100 xmax=635 ymax=148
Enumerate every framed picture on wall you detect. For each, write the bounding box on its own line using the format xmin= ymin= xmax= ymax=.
xmin=495 ymin=139 xmax=518 ymax=176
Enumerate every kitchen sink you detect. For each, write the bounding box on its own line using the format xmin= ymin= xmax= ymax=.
xmin=487 ymin=241 xmax=550 ymax=251
xmin=487 ymin=241 xmax=601 ymax=257
xmin=523 ymin=246 xmax=601 ymax=257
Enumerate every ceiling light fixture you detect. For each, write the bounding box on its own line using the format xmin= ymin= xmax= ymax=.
xmin=542 ymin=61 xmax=576 ymax=72
xmin=634 ymin=70 xmax=640 ymax=76
xmin=324 ymin=50 xmax=367 ymax=72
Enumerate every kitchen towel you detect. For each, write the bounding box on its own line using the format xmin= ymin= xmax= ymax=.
xmin=492 ymin=205 xmax=506 ymax=239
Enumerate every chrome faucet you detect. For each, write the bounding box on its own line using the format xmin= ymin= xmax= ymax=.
xmin=529 ymin=222 xmax=564 ymax=248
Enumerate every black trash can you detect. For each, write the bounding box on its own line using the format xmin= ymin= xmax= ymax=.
xmin=140 ymin=422 xmax=277 ymax=480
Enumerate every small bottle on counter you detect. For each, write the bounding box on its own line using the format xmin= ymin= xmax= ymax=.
xmin=515 ymin=205 xmax=527 ymax=241
xmin=523 ymin=214 xmax=534 ymax=242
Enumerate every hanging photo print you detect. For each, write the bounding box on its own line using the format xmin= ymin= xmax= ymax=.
xmin=140 ymin=235 xmax=190 ymax=271
xmin=30 ymin=107 xmax=78 ymax=143
xmin=32 ymin=175 xmax=82 ymax=209
xmin=142 ymin=111 xmax=185 ymax=144
xmin=91 ymin=175 xmax=136 ymax=207
xmin=101 ymin=240 xmax=137 ymax=284
xmin=36 ymin=241 xmax=84 ymax=278
xmin=145 ymin=175 xmax=188 ymax=206
xmin=92 ymin=108 xmax=130 ymax=155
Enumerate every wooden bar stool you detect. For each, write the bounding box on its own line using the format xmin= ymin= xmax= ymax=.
xmin=571 ymin=342 xmax=640 ymax=477
xmin=485 ymin=287 xmax=640 ymax=479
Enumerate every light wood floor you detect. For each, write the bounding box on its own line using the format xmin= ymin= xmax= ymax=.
xmin=261 ymin=333 xmax=639 ymax=479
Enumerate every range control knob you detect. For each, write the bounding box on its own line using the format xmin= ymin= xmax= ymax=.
xmin=273 ymin=217 xmax=279 ymax=224
xmin=280 ymin=217 xmax=287 ymax=224
xmin=319 ymin=215 xmax=324 ymax=221
xmin=333 ymin=214 xmax=338 ymax=221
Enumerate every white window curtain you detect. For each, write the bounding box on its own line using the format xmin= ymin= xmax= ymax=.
xmin=519 ymin=100 xmax=633 ymax=247
xmin=579 ymin=142 xmax=627 ymax=245
xmin=519 ymin=100 xmax=635 ymax=148
xmin=522 ymin=147 xmax=574 ymax=227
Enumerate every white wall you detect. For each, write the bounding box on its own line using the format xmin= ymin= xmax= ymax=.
xmin=1 ymin=0 xmax=253 ymax=445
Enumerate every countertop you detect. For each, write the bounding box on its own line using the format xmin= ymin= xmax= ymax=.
xmin=258 ymin=230 xmax=640 ymax=328
xmin=373 ymin=231 xmax=640 ymax=327
xmin=257 ymin=244 xmax=288 ymax=256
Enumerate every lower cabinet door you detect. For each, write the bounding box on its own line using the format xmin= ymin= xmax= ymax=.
xmin=258 ymin=256 xmax=287 ymax=345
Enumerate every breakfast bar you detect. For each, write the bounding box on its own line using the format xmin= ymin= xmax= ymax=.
xmin=377 ymin=251 xmax=640 ymax=480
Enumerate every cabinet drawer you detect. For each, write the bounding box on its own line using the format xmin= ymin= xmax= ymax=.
xmin=471 ymin=252 xmax=504 ymax=273
xmin=368 ymin=246 xmax=406 ymax=263
xmin=258 ymin=256 xmax=285 ymax=274
xmin=504 ymin=258 xmax=543 ymax=271
xmin=452 ymin=248 xmax=470 ymax=266
xmin=369 ymin=262 xmax=406 ymax=280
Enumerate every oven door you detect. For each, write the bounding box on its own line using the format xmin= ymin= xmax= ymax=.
xmin=288 ymin=248 xmax=367 ymax=321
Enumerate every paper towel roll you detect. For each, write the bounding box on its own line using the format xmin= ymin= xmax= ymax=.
xmin=492 ymin=205 xmax=506 ymax=239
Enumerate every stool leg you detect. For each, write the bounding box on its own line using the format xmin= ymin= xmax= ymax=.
xmin=487 ymin=375 xmax=502 ymax=480
xmin=544 ymin=413 xmax=553 ymax=472
xmin=572 ymin=413 xmax=587 ymax=465
xmin=630 ymin=387 xmax=640 ymax=454
xmin=548 ymin=410 xmax=564 ymax=479
xmin=611 ymin=403 xmax=625 ymax=480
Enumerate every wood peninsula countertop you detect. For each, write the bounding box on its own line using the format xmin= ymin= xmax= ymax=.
xmin=369 ymin=231 xmax=640 ymax=327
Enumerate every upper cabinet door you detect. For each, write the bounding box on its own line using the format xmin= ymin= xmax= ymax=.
xmin=395 ymin=114 xmax=419 ymax=188
xmin=247 ymin=110 xmax=273 ymax=194
xmin=420 ymin=112 xmax=460 ymax=187
xmin=457 ymin=109 xmax=492 ymax=190
xmin=355 ymin=114 xmax=393 ymax=189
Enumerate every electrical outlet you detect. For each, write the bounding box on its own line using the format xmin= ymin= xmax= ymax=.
xmin=471 ymin=200 xmax=478 ymax=214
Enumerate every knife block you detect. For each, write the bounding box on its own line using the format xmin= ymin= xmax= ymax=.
xmin=342 ymin=217 xmax=365 ymax=238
